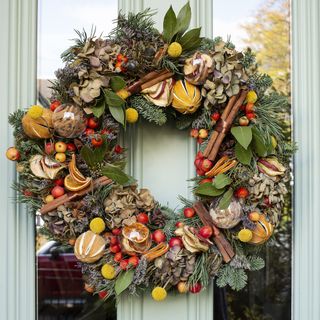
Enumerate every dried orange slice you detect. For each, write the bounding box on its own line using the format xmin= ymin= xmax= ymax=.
xmin=122 ymin=223 xmax=150 ymax=243
xmin=69 ymin=154 xmax=86 ymax=183
xmin=64 ymin=174 xmax=92 ymax=192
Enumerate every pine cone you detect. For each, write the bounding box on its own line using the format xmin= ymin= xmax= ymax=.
xmin=149 ymin=207 xmax=166 ymax=228
xmin=153 ymin=247 xmax=196 ymax=287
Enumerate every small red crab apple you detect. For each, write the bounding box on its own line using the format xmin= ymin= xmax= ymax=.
xmin=183 ymin=207 xmax=195 ymax=218
xmin=246 ymin=112 xmax=256 ymax=121
xmin=67 ymin=142 xmax=76 ymax=152
xmin=201 ymin=159 xmax=213 ymax=172
xmin=239 ymin=116 xmax=249 ymax=126
xmin=211 ymin=112 xmax=220 ymax=121
xmin=199 ymin=226 xmax=213 ymax=238
xmin=190 ymin=128 xmax=199 ymax=138
xmin=44 ymin=142 xmax=55 ymax=155
xmin=235 ymin=187 xmax=249 ymax=199
xmin=112 ymin=228 xmax=122 ymax=235
xmin=128 ymin=256 xmax=139 ymax=268
xmin=175 ymin=221 xmax=184 ymax=228
xmin=152 ymin=230 xmax=166 ymax=243
xmin=50 ymin=100 xmax=61 ymax=112
xmin=189 ymin=283 xmax=202 ymax=294
xmin=114 ymin=252 xmax=123 ymax=262
xmin=6 ymin=147 xmax=20 ymax=161
xmin=120 ymin=259 xmax=129 ymax=270
xmin=51 ymin=186 xmax=65 ymax=198
xmin=98 ymin=290 xmax=108 ymax=299
xmin=168 ymin=237 xmax=183 ymax=248
xmin=137 ymin=212 xmax=149 ymax=224
xmin=87 ymin=117 xmax=99 ymax=129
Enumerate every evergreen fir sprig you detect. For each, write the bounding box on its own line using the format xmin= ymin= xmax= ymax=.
xmin=216 ymin=265 xmax=248 ymax=291
xmin=188 ymin=252 xmax=209 ymax=287
xmin=248 ymin=73 xmax=273 ymax=95
xmin=254 ymin=92 xmax=289 ymax=143
xmin=129 ymin=95 xmax=167 ymax=125
xmin=241 ymin=48 xmax=256 ymax=69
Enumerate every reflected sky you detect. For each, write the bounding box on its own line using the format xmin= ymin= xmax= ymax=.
xmin=37 ymin=0 xmax=118 ymax=79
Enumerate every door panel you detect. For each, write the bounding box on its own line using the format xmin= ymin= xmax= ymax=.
xmin=119 ymin=1 xmax=214 ymax=320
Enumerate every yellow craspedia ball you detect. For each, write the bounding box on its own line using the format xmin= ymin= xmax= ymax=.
xmin=238 ymin=229 xmax=253 ymax=243
xmin=27 ymin=105 xmax=44 ymax=119
xmin=151 ymin=287 xmax=167 ymax=301
xmin=89 ymin=217 xmax=106 ymax=234
xmin=117 ymin=89 xmax=130 ymax=100
xmin=126 ymin=108 xmax=139 ymax=123
xmin=168 ymin=42 xmax=182 ymax=58
xmin=246 ymin=90 xmax=258 ymax=104
xmin=101 ymin=264 xmax=116 ymax=280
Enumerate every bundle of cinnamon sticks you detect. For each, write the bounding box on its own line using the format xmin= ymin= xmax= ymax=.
xmin=204 ymin=89 xmax=248 ymax=162
xmin=127 ymin=70 xmax=174 ymax=94
xmin=193 ymin=201 xmax=234 ymax=263
xmin=40 ymin=176 xmax=112 ymax=215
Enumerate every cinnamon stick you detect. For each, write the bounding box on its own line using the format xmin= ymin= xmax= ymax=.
xmin=203 ymin=94 xmax=238 ymax=158
xmin=140 ymin=71 xmax=174 ymax=91
xmin=40 ymin=176 xmax=112 ymax=214
xmin=127 ymin=70 xmax=171 ymax=94
xmin=193 ymin=201 xmax=234 ymax=263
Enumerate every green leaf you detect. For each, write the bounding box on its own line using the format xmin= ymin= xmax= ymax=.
xmin=80 ymin=145 xmax=95 ymax=168
xmin=235 ymin=142 xmax=252 ymax=165
xmin=231 ymin=126 xmax=252 ymax=150
xmin=218 ymin=188 xmax=233 ymax=209
xmin=175 ymin=2 xmax=191 ymax=36
xmin=251 ymin=128 xmax=268 ymax=157
xmin=195 ymin=182 xmax=225 ymax=197
xmin=110 ymin=76 xmax=126 ymax=92
xmin=162 ymin=6 xmax=177 ymax=43
xmin=101 ymin=164 xmax=130 ymax=185
xmin=109 ymin=104 xmax=125 ymax=126
xmin=114 ymin=270 xmax=134 ymax=295
xmin=91 ymin=99 xmax=105 ymax=118
xmin=179 ymin=28 xmax=202 ymax=51
xmin=104 ymin=89 xmax=125 ymax=108
xmin=93 ymin=139 xmax=108 ymax=163
xmin=213 ymin=174 xmax=232 ymax=189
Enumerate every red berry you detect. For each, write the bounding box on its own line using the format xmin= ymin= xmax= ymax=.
xmin=114 ymin=252 xmax=123 ymax=262
xmin=67 ymin=143 xmax=76 ymax=152
xmin=235 ymin=187 xmax=249 ymax=199
xmin=51 ymin=186 xmax=65 ymax=198
xmin=110 ymin=236 xmax=119 ymax=245
xmin=137 ymin=212 xmax=149 ymax=224
xmin=112 ymin=228 xmax=122 ymax=236
xmin=196 ymin=151 xmax=204 ymax=159
xmin=128 ymin=256 xmax=139 ymax=268
xmin=199 ymin=226 xmax=213 ymax=239
xmin=110 ymin=244 xmax=121 ymax=254
xmin=114 ymin=145 xmax=124 ymax=154
xmin=87 ymin=117 xmax=99 ymax=129
xmin=246 ymin=112 xmax=256 ymax=120
xmin=91 ymin=136 xmax=103 ymax=148
xmin=197 ymin=138 xmax=204 ymax=144
xmin=152 ymin=230 xmax=166 ymax=243
xmin=23 ymin=190 xmax=33 ymax=197
xmin=120 ymin=259 xmax=129 ymax=270
xmin=183 ymin=207 xmax=195 ymax=218
xmin=98 ymin=290 xmax=108 ymax=299
xmin=211 ymin=112 xmax=220 ymax=121
xmin=54 ymin=178 xmax=64 ymax=186
xmin=45 ymin=142 xmax=55 ymax=155
xmin=85 ymin=128 xmax=95 ymax=135
xmin=199 ymin=178 xmax=213 ymax=184
xmin=189 ymin=283 xmax=202 ymax=294
xmin=196 ymin=168 xmax=206 ymax=176
xmin=190 ymin=129 xmax=199 ymax=138
xmin=201 ymin=159 xmax=213 ymax=172
xmin=194 ymin=158 xmax=203 ymax=169
xmin=50 ymin=100 xmax=61 ymax=112
xmin=175 ymin=221 xmax=184 ymax=228
xmin=168 ymin=237 xmax=183 ymax=248
xmin=245 ymin=102 xmax=255 ymax=113
xmin=239 ymin=104 xmax=246 ymax=111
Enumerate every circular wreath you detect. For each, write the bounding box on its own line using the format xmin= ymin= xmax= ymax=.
xmin=7 ymin=4 xmax=294 ymax=301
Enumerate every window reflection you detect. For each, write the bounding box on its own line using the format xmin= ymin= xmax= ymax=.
xmin=37 ymin=1 xmax=117 ymax=319
xmin=213 ymin=1 xmax=292 ymax=319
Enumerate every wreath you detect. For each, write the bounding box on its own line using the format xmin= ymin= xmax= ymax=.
xmin=6 ymin=3 xmax=295 ymax=301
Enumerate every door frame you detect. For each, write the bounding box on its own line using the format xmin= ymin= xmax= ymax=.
xmin=0 ymin=0 xmax=318 ymax=319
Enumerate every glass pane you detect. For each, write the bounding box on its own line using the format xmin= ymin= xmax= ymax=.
xmin=212 ymin=1 xmax=292 ymax=319
xmin=36 ymin=1 xmax=117 ymax=319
